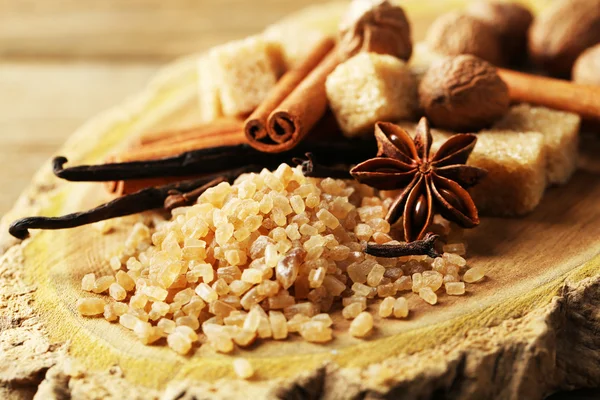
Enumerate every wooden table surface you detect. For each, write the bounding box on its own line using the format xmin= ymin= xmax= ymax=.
xmin=0 ymin=1 xmax=595 ymax=398
xmin=0 ymin=0 xmax=335 ymax=216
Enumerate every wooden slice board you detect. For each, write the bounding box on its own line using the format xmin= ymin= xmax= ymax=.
xmin=2 ymin=1 xmax=600 ymax=399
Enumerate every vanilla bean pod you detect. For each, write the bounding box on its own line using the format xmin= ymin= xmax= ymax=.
xmin=52 ymin=140 xmax=375 ymax=182
xmin=293 ymin=152 xmax=353 ymax=179
xmin=52 ymin=144 xmax=251 ymax=181
xmin=9 ymin=165 xmax=258 ymax=240
xmin=365 ymin=233 xmax=440 ymax=258
xmin=10 ymin=138 xmax=376 ymax=239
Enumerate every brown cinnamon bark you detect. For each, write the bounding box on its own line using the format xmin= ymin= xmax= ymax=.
xmin=498 ymin=68 xmax=600 ymax=122
xmin=245 ymin=37 xmax=335 ymax=142
xmin=119 ymin=129 xmax=246 ymax=162
xmin=108 ymin=121 xmax=245 ymax=194
xmin=139 ymin=118 xmax=244 ymax=146
xmin=108 ymin=119 xmax=342 ymax=195
xmin=244 ymin=37 xmax=341 ymax=153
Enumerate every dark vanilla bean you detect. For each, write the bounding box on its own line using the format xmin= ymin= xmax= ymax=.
xmin=9 ymin=166 xmax=257 ymax=240
xmin=52 ymin=145 xmax=252 ymax=181
xmin=292 ymin=152 xmax=353 ymax=179
xmin=10 ymin=139 xmax=377 ymax=240
xmin=365 ymin=233 xmax=440 ymax=258
xmin=52 ymin=141 xmax=375 ymax=182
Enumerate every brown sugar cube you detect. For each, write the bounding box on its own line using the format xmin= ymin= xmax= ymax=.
xmin=264 ymin=24 xmax=330 ymax=70
xmin=493 ymin=104 xmax=581 ymax=185
xmin=197 ymin=55 xmax=223 ymax=122
xmin=207 ymin=35 xmax=283 ymax=117
xmin=326 ymin=53 xmax=418 ymax=138
xmin=399 ymin=122 xmax=547 ymax=216
xmin=464 ymin=130 xmax=547 ymax=216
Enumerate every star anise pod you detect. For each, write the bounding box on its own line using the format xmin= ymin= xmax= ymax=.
xmin=350 ymin=117 xmax=487 ymax=242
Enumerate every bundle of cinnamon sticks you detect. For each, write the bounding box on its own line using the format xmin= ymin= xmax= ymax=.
xmin=110 ymin=119 xmax=246 ymax=194
xmin=244 ymin=36 xmax=341 ymax=153
xmin=112 ymin=36 xmax=344 ymax=195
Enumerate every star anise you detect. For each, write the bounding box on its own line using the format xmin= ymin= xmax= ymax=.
xmin=350 ymin=117 xmax=487 ymax=242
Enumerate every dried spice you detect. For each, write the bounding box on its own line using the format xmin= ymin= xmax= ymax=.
xmin=292 ymin=152 xmax=353 ymax=180
xmin=9 ymin=140 xmax=376 ymax=240
xmin=9 ymin=167 xmax=254 ymax=240
xmin=366 ymin=232 xmax=440 ymax=258
xmin=419 ymin=55 xmax=510 ymax=131
xmin=52 ymin=145 xmax=254 ymax=182
xmin=339 ymin=0 xmax=412 ymax=61
xmin=244 ymin=37 xmax=340 ymax=153
xmin=52 ymin=141 xmax=375 ymax=182
xmin=351 ymin=117 xmax=486 ymax=241
xmin=163 ymin=176 xmax=227 ymax=211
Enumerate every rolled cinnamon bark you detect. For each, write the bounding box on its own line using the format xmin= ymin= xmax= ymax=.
xmin=119 ymin=129 xmax=246 ymax=162
xmin=498 ymin=68 xmax=600 ymax=122
xmin=245 ymin=37 xmax=341 ymax=153
xmin=108 ymin=121 xmax=245 ymax=194
xmin=139 ymin=118 xmax=244 ymax=146
xmin=109 ymin=130 xmax=246 ymax=194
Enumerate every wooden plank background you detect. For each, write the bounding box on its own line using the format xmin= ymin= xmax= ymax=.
xmin=0 ymin=0 xmax=332 ymax=60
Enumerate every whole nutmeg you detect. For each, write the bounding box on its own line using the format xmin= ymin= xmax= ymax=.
xmin=419 ymin=55 xmax=510 ymax=131
xmin=573 ymin=44 xmax=600 ymax=86
xmin=339 ymin=0 xmax=412 ymax=61
xmin=529 ymin=0 xmax=600 ymax=77
xmin=466 ymin=1 xmax=533 ymax=66
xmin=425 ymin=12 xmax=504 ymax=66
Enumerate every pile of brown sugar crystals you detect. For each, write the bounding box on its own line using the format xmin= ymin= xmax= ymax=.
xmin=78 ymin=164 xmax=485 ymax=355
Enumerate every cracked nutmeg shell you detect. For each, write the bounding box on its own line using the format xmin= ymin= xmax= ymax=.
xmin=339 ymin=0 xmax=412 ymax=61
xmin=419 ymin=55 xmax=510 ymax=131
xmin=529 ymin=0 xmax=600 ymax=77
xmin=425 ymin=12 xmax=504 ymax=66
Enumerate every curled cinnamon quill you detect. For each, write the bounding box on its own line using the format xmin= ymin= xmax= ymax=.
xmin=244 ymin=37 xmax=340 ymax=153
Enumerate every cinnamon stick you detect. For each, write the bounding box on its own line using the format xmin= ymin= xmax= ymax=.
xmin=111 ymin=114 xmax=344 ymax=194
xmin=139 ymin=118 xmax=244 ymax=146
xmin=498 ymin=68 xmax=600 ymax=122
xmin=245 ymin=37 xmax=341 ymax=153
xmin=119 ymin=129 xmax=246 ymax=162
